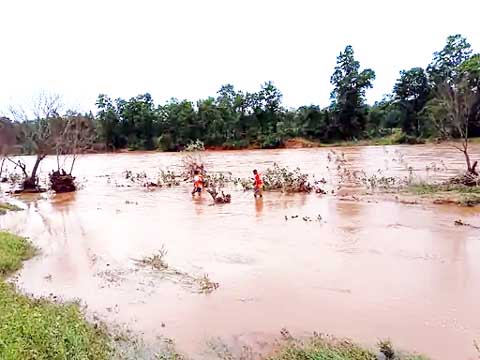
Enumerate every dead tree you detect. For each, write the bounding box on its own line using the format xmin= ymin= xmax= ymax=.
xmin=7 ymin=92 xmax=63 ymax=192
xmin=428 ymin=79 xmax=480 ymax=181
xmin=49 ymin=114 xmax=94 ymax=193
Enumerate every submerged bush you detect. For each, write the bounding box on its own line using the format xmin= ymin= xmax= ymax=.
xmin=158 ymin=170 xmax=181 ymax=187
xmin=204 ymin=172 xmax=232 ymax=204
xmin=235 ymin=163 xmax=326 ymax=194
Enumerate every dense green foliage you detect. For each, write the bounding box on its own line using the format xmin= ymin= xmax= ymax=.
xmin=91 ymin=35 xmax=479 ymax=150
xmin=3 ymin=34 xmax=479 ymax=152
xmin=0 ymin=231 xmax=112 ymax=359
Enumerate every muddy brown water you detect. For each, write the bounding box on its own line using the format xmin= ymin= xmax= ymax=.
xmin=1 ymin=144 xmax=480 ymax=359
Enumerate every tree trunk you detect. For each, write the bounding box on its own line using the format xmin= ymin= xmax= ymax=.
xmin=471 ymin=161 xmax=478 ymax=176
xmin=464 ymin=150 xmax=472 ymax=173
xmin=0 ymin=158 xmax=4 ymax=179
xmin=31 ymin=154 xmax=44 ymax=180
xmin=23 ymin=154 xmax=45 ymax=190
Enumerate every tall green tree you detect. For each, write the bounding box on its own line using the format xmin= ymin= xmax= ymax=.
xmin=459 ymin=54 xmax=480 ymax=136
xmin=296 ymin=105 xmax=328 ymax=140
xmin=393 ymin=67 xmax=430 ymax=136
xmin=95 ymin=94 xmax=123 ymax=149
xmin=427 ymin=34 xmax=473 ymax=85
xmin=330 ymin=45 xmax=376 ymax=139
xmin=116 ymin=93 xmax=158 ymax=150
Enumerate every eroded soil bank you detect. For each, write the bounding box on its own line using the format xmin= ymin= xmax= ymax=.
xmin=1 ymin=144 xmax=479 ymax=359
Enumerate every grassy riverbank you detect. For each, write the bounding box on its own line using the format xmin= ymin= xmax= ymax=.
xmin=266 ymin=336 xmax=428 ymax=360
xmin=0 ymin=202 xmax=22 ymax=215
xmin=407 ymin=183 xmax=480 ymax=207
xmin=0 ymin=230 xmax=112 ymax=359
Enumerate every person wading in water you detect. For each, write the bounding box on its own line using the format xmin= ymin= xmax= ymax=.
xmin=192 ymin=170 xmax=204 ymax=196
xmin=253 ymin=169 xmax=263 ymax=198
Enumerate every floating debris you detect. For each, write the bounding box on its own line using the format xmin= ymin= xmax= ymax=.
xmin=454 ymin=219 xmax=480 ymax=229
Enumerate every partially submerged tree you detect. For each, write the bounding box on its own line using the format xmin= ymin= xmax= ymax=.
xmin=4 ymin=93 xmax=93 ymax=193
xmin=427 ymin=78 xmax=480 ymax=180
xmin=6 ymin=93 xmax=62 ymax=191
xmin=49 ymin=113 xmax=95 ymax=192
xmin=424 ymin=36 xmax=480 ymax=182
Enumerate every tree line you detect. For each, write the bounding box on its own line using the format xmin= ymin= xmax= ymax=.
xmin=2 ymin=34 xmax=480 ymax=153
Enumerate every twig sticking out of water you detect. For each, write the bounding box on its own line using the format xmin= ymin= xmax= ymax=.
xmin=136 ymin=245 xmax=168 ymax=270
xmin=133 ymin=246 xmax=219 ymax=294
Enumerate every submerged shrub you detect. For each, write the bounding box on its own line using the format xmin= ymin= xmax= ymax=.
xmin=235 ymin=163 xmax=326 ymax=194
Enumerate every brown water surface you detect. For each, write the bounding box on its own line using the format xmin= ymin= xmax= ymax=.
xmin=1 ymin=144 xmax=480 ymax=359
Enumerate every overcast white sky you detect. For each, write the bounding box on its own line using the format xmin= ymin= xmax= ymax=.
xmin=1 ymin=0 xmax=479 ymax=113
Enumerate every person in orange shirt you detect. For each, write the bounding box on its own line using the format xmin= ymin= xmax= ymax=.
xmin=192 ymin=170 xmax=204 ymax=196
xmin=253 ymin=169 xmax=263 ymax=198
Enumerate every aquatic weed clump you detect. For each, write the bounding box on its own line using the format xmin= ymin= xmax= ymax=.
xmin=137 ymin=245 xmax=169 ymax=270
xmin=134 ymin=246 xmax=220 ymax=294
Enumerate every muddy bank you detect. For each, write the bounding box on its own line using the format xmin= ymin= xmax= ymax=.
xmin=1 ymin=144 xmax=479 ymax=360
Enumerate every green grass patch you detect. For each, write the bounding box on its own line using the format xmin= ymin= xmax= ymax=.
xmin=408 ymin=183 xmax=480 ymax=195
xmin=0 ymin=202 xmax=23 ymax=215
xmin=266 ymin=334 xmax=429 ymax=360
xmin=406 ymin=183 xmax=480 ymax=207
xmin=459 ymin=194 xmax=480 ymax=207
xmin=0 ymin=231 xmax=112 ymax=359
xmin=0 ymin=231 xmax=35 ymax=277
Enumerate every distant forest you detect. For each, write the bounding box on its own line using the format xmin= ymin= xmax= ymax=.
xmin=2 ymin=34 xmax=479 ymax=152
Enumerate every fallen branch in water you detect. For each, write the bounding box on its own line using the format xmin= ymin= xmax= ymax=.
xmin=454 ymin=219 xmax=480 ymax=229
xmin=133 ymin=246 xmax=219 ymax=293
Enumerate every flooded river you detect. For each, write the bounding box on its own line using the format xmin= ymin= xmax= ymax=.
xmin=1 ymin=144 xmax=480 ymax=359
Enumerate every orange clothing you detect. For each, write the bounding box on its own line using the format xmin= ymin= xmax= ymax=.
xmin=254 ymin=173 xmax=263 ymax=188
xmin=194 ymin=174 xmax=204 ymax=189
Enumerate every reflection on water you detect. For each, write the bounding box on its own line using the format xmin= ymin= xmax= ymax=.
xmin=1 ymin=144 xmax=480 ymax=360
xmin=254 ymin=198 xmax=264 ymax=218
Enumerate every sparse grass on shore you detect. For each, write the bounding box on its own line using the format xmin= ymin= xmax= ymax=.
xmin=406 ymin=183 xmax=480 ymax=207
xmin=0 ymin=202 xmax=22 ymax=215
xmin=265 ymin=334 xmax=429 ymax=360
xmin=409 ymin=183 xmax=480 ymax=195
xmin=208 ymin=332 xmax=429 ymax=360
xmin=0 ymin=231 xmax=35 ymax=276
xmin=0 ymin=231 xmax=112 ymax=360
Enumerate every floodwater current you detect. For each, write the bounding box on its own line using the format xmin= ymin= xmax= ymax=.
xmin=1 ymin=144 xmax=479 ymax=359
